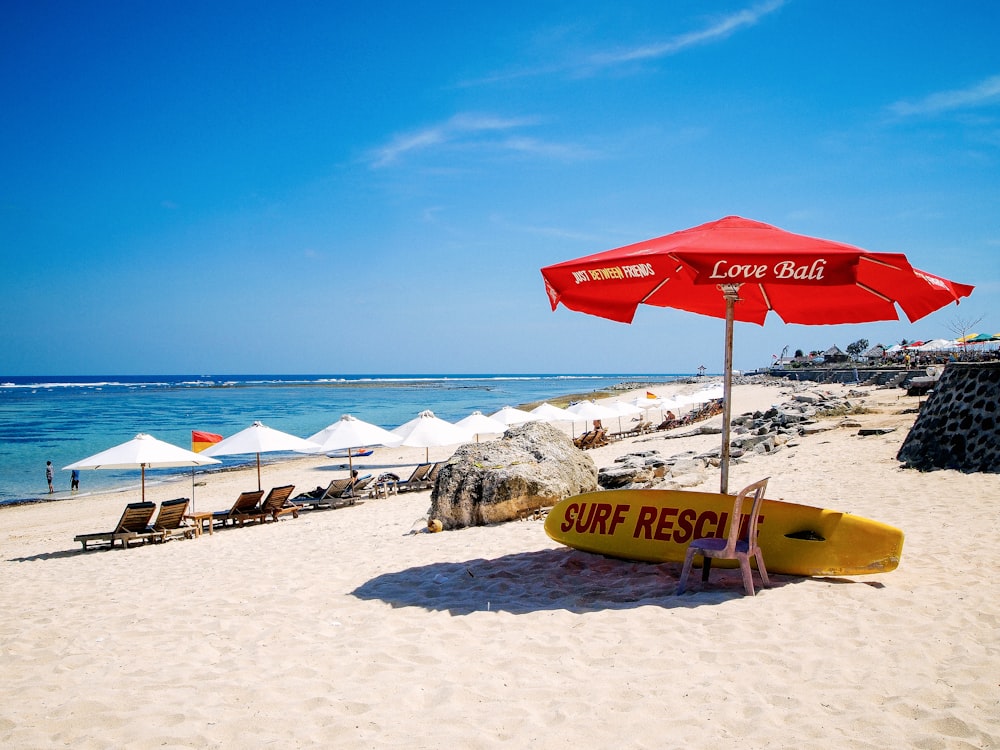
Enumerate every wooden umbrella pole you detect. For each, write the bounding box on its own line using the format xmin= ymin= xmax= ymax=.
xmin=141 ymin=464 xmax=146 ymax=502
xmin=256 ymin=453 xmax=262 ymax=491
xmin=720 ymin=283 xmax=741 ymax=495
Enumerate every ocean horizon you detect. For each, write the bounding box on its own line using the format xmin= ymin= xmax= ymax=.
xmin=0 ymin=372 xmax=702 ymax=505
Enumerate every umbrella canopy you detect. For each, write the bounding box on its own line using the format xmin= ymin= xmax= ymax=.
xmin=914 ymin=338 xmax=957 ymax=352
xmin=490 ymin=405 xmax=543 ymax=426
xmin=201 ymin=421 xmax=321 ymax=490
xmin=529 ymin=402 xmax=579 ymax=422
xmin=542 ymin=215 xmax=974 ymax=493
xmin=307 ymin=414 xmax=403 ymax=473
xmin=64 ymin=433 xmax=220 ymax=502
xmin=392 ymin=410 xmax=473 ymax=462
xmin=565 ymin=400 xmax=621 ymax=428
xmin=455 ymin=411 xmax=508 ymax=442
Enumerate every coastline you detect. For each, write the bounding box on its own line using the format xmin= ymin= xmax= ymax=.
xmin=0 ymin=376 xmax=692 ymax=507
xmin=3 ymin=379 xmax=998 ymax=748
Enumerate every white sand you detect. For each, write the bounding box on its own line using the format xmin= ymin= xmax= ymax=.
xmin=1 ymin=380 xmax=998 ymax=749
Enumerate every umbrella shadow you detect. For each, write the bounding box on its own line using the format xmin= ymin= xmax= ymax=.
xmin=350 ymin=547 xmax=802 ymax=615
xmin=8 ymin=548 xmax=84 ymax=562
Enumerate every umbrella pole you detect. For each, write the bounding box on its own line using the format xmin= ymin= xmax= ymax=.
xmin=720 ymin=284 xmax=740 ymax=495
xmin=256 ymin=453 xmax=262 ymax=491
xmin=141 ymin=464 xmax=146 ymax=502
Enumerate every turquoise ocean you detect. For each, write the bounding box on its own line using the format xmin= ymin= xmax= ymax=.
xmin=0 ymin=373 xmax=690 ymax=505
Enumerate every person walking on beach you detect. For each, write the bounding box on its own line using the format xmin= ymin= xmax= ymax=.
xmin=71 ymin=469 xmax=80 ymax=492
xmin=46 ymin=461 xmax=54 ymax=494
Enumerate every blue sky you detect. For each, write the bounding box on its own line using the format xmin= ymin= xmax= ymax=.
xmin=2 ymin=0 xmax=997 ymax=376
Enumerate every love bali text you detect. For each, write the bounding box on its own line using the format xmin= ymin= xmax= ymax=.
xmin=570 ymin=258 xmax=830 ymax=284
xmin=558 ymin=499 xmax=762 ymax=544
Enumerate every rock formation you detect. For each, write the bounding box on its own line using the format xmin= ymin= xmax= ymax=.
xmin=430 ymin=421 xmax=598 ymax=529
xmin=897 ymin=362 xmax=999 ymax=473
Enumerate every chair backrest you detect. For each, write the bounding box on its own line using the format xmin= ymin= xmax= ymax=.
xmin=320 ymin=478 xmax=351 ymax=499
xmin=232 ymin=490 xmax=265 ymax=513
xmin=116 ymin=502 xmax=157 ymax=532
xmin=261 ymin=485 xmax=295 ymax=512
xmin=427 ymin=463 xmax=442 ymax=482
xmin=406 ymin=463 xmax=432 ymax=483
xmin=349 ymin=476 xmax=373 ymax=494
xmin=723 ymin=477 xmax=769 ymax=555
xmin=153 ymin=498 xmax=190 ymax=530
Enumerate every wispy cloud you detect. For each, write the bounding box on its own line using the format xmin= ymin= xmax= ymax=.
xmin=461 ymin=0 xmax=785 ymax=85
xmin=888 ymin=74 xmax=1000 ymax=118
xmin=587 ymin=0 xmax=786 ymax=69
xmin=370 ymin=113 xmax=537 ymax=167
xmin=369 ymin=113 xmax=595 ymax=168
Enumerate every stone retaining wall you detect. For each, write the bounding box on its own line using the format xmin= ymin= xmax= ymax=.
xmin=897 ymin=362 xmax=1000 ymax=473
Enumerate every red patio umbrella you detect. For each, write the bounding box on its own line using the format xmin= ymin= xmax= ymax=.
xmin=541 ymin=215 xmax=974 ymax=493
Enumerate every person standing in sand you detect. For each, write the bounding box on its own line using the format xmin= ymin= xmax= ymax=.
xmin=46 ymin=461 xmax=54 ymax=494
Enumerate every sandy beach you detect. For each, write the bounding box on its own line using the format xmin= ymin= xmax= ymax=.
xmin=1 ymin=379 xmax=997 ymax=749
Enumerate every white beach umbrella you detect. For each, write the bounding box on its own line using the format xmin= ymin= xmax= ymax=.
xmin=201 ymin=420 xmax=322 ymax=490
xmin=528 ymin=402 xmax=577 ymax=422
xmin=528 ymin=401 xmax=583 ymax=436
xmin=392 ymin=410 xmax=474 ymax=462
xmin=64 ymin=433 xmax=221 ymax=502
xmin=566 ymin=400 xmax=621 ymax=430
xmin=455 ymin=411 xmax=508 ymax=442
xmin=307 ymin=414 xmax=404 ymax=473
xmin=606 ymin=400 xmax=644 ymax=434
xmin=490 ymin=405 xmax=542 ymax=426
xmin=626 ymin=396 xmax=662 ymax=410
xmin=915 ymin=338 xmax=957 ymax=352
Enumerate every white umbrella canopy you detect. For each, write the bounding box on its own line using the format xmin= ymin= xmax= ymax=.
xmin=306 ymin=414 xmax=404 ymax=473
xmin=201 ymin=420 xmax=322 ymax=490
xmin=455 ymin=411 xmax=508 ymax=442
xmin=565 ymin=400 xmax=620 ymax=423
xmin=490 ymin=405 xmax=543 ymax=426
xmin=64 ymin=432 xmax=221 ymax=502
xmin=392 ymin=410 xmax=474 ymax=462
xmin=626 ymin=396 xmax=662 ymax=410
xmin=915 ymin=338 xmax=957 ymax=352
xmin=605 ymin=400 xmax=644 ymax=434
xmin=528 ymin=402 xmax=578 ymax=422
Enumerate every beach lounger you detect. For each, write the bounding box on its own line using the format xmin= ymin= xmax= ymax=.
xmin=292 ymin=478 xmax=350 ymax=508
xmin=395 ymin=463 xmax=433 ymax=493
xmin=253 ymin=484 xmax=298 ymax=523
xmin=229 ymin=485 xmax=298 ymax=525
xmin=340 ymin=475 xmax=371 ymax=505
xmin=74 ymin=501 xmax=158 ymax=550
xmin=149 ymin=497 xmax=196 ymax=541
xmin=292 ymin=476 xmax=372 ymax=509
xmin=211 ymin=490 xmax=265 ymax=528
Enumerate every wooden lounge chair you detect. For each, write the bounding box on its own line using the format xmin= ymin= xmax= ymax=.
xmin=340 ymin=475 xmax=371 ymax=505
xmin=292 ymin=476 xmax=371 ymax=509
xmin=396 ymin=463 xmax=433 ymax=493
xmin=291 ymin=478 xmax=350 ymax=509
xmin=74 ymin=501 xmax=158 ymax=550
xmin=211 ymin=490 xmax=265 ymax=528
xmin=229 ymin=485 xmax=298 ymax=526
xmin=252 ymin=485 xmax=298 ymax=523
xmin=149 ymin=497 xmax=196 ymax=541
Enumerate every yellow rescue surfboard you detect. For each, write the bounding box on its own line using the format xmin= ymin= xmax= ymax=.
xmin=544 ymin=489 xmax=903 ymax=577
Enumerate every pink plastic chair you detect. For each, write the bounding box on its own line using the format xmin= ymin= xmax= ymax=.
xmin=676 ymin=477 xmax=771 ymax=596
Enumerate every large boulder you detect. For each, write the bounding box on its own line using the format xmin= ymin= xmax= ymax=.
xmin=430 ymin=421 xmax=597 ymax=529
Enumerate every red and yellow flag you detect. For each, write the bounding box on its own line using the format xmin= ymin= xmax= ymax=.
xmin=646 ymin=391 xmax=658 ymax=399
xmin=192 ymin=430 xmax=223 ymax=453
